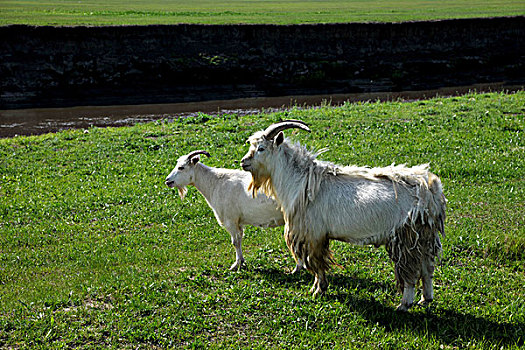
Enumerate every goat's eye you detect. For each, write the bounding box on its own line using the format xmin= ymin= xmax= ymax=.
xmin=178 ymin=166 xmax=185 ymax=171
xmin=257 ymin=146 xmax=265 ymax=152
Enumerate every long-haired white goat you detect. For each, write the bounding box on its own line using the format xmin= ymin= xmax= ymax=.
xmin=165 ymin=150 xmax=304 ymax=272
xmin=240 ymin=121 xmax=446 ymax=311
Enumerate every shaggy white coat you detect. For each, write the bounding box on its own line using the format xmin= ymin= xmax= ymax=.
xmin=242 ymin=132 xmax=446 ymax=311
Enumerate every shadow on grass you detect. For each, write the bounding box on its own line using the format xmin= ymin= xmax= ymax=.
xmin=332 ymin=290 xmax=524 ymax=347
xmin=253 ymin=267 xmax=524 ymax=347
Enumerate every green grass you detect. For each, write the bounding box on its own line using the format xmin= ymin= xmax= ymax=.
xmin=1 ymin=91 xmax=524 ymax=348
xmin=1 ymin=0 xmax=524 ymax=26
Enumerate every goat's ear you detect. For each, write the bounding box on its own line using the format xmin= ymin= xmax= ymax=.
xmin=191 ymin=156 xmax=200 ymax=165
xmin=274 ymin=132 xmax=284 ymax=147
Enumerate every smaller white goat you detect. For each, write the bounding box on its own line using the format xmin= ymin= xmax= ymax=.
xmin=165 ymin=150 xmax=304 ymax=272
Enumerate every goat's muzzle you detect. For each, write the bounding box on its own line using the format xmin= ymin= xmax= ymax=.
xmin=240 ymin=158 xmax=251 ymax=171
xmin=165 ymin=180 xmax=175 ymax=188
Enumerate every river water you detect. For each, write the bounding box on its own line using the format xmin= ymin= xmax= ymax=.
xmin=0 ymin=83 xmax=518 ymax=138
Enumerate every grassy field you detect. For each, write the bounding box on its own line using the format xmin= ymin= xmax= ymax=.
xmin=1 ymin=0 xmax=524 ymax=26
xmin=0 ymin=92 xmax=524 ymax=348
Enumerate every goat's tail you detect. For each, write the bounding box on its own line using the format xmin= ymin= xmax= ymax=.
xmin=427 ymin=172 xmax=447 ymax=237
xmin=407 ymin=171 xmax=446 ymax=237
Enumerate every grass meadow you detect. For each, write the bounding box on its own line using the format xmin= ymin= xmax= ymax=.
xmin=1 ymin=0 xmax=525 ymax=26
xmin=0 ymin=91 xmax=524 ymax=348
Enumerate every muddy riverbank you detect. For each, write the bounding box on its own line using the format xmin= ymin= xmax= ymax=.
xmin=1 ymin=83 xmax=521 ymax=138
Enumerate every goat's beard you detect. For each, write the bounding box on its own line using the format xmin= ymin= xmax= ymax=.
xmin=247 ymin=172 xmax=273 ymax=198
xmin=177 ymin=186 xmax=188 ymax=200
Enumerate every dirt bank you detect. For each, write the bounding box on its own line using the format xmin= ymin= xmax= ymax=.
xmin=1 ymin=17 xmax=524 ymax=111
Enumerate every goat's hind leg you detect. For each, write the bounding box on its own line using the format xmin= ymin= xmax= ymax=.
xmin=392 ymin=246 xmax=420 ymax=312
xmin=418 ymin=226 xmax=441 ymax=307
xmin=397 ymin=283 xmax=416 ymax=312
xmin=390 ymin=226 xmax=423 ymax=312
xmin=418 ymin=252 xmax=436 ymax=307
xmin=225 ymin=222 xmax=244 ymax=271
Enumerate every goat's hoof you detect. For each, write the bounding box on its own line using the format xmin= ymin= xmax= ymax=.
xmin=418 ymin=298 xmax=433 ymax=307
xmin=396 ymin=304 xmax=410 ymax=312
xmin=291 ymin=265 xmax=304 ymax=274
xmin=229 ymin=261 xmax=244 ymax=271
xmin=312 ymin=288 xmax=325 ymax=298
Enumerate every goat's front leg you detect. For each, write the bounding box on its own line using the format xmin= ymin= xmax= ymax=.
xmin=310 ymin=271 xmax=328 ymax=297
xmin=292 ymin=258 xmax=306 ymax=274
xmin=309 ymin=274 xmax=319 ymax=294
xmin=224 ymin=222 xmax=244 ymax=271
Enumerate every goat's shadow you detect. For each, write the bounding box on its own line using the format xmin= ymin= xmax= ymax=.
xmin=251 ymin=267 xmax=524 ymax=347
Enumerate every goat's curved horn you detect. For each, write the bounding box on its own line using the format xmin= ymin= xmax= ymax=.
xmin=263 ymin=120 xmax=311 ymax=140
xmin=187 ymin=150 xmax=211 ymax=160
xmin=282 ymin=119 xmax=310 ymax=126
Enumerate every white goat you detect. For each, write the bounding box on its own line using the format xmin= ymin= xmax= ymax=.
xmin=165 ymin=150 xmax=304 ymax=272
xmin=240 ymin=121 xmax=446 ymax=311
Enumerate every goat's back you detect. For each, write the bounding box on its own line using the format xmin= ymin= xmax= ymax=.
xmin=288 ymin=166 xmax=445 ymax=246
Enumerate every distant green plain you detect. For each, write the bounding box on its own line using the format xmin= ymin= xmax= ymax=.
xmin=1 ymin=0 xmax=524 ymax=26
